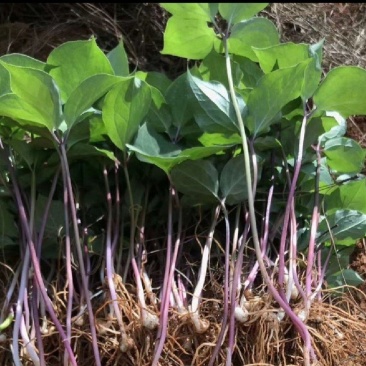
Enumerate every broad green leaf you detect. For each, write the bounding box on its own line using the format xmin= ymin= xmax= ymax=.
xmin=220 ymin=155 xmax=247 ymax=204
xmin=323 ymin=137 xmax=365 ymax=174
xmin=198 ymin=132 xmax=241 ymax=146
xmin=89 ymin=114 xmax=107 ymax=143
xmin=165 ymin=72 xmax=194 ymax=127
xmin=246 ymin=60 xmax=310 ymax=136
xmin=127 ymin=123 xmax=227 ymax=173
xmin=136 ymin=71 xmax=172 ymax=94
xmin=220 ymin=154 xmax=262 ymax=204
xmin=199 ymin=50 xmax=243 ymax=88
xmin=179 ymin=145 xmax=228 ymax=161
xmin=299 ymin=157 xmax=336 ymax=197
xmin=253 ymin=43 xmax=309 ymax=73
xmin=171 ymin=160 xmax=219 ymax=203
xmin=0 ymin=54 xmax=46 ymax=70
xmin=326 ymin=269 xmax=364 ymax=289
xmin=64 ymin=74 xmax=123 ymax=128
xmin=0 ymin=116 xmax=54 ymax=141
xmin=9 ymin=139 xmax=37 ymax=168
xmin=252 ymin=41 xmax=324 ymax=98
xmin=47 ymin=38 xmax=114 ymax=101
xmin=318 ymin=112 xmax=347 ymax=142
xmin=0 ymin=63 xmax=62 ymax=130
xmin=309 ymin=39 xmax=324 ymax=71
xmin=317 ymin=210 xmax=366 ymax=245
xmin=188 ymin=72 xmax=240 ymax=133
xmin=107 ymin=41 xmax=129 ymax=76
xmin=208 ymin=3 xmax=219 ymax=19
xmin=219 ymin=3 xmax=268 ymax=25
xmin=253 ymin=136 xmax=281 ymax=151
xmin=0 ymin=203 xmax=18 ymax=238
xmin=227 ymin=18 xmax=279 ymax=61
xmin=0 ymin=94 xmax=57 ymax=130
xmin=146 ymin=86 xmax=172 ymax=132
xmin=314 ymin=66 xmax=366 ymax=117
xmin=103 ymin=77 xmax=151 ymax=151
xmin=66 ymin=119 xmax=90 ymax=148
xmin=233 ymin=56 xmax=264 ymax=89
xmin=302 ymin=58 xmax=322 ymax=100
xmin=35 ymin=195 xmax=65 ymax=239
xmin=324 ymin=246 xmax=353 ymax=277
xmin=161 ymin=16 xmax=216 ymax=60
xmin=127 ymin=124 xmax=180 ymax=171
xmin=67 ymin=143 xmax=117 ymax=162
xmin=161 ymin=3 xmax=211 ymax=21
xmin=0 ymin=64 xmax=11 ymax=96
xmin=326 ymin=179 xmax=366 ymax=214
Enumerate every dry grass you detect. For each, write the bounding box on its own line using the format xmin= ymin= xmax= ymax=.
xmin=263 ymin=3 xmax=366 ymax=71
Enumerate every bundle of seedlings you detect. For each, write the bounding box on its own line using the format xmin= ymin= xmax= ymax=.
xmin=0 ymin=3 xmax=366 ymax=366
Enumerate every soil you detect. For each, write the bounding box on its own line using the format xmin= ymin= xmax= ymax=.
xmin=0 ymin=3 xmax=366 ymax=366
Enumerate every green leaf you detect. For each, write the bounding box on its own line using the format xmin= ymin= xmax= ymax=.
xmin=107 ymin=41 xmax=129 ymax=76
xmin=314 ymin=66 xmax=366 ymax=117
xmin=171 ymin=160 xmax=219 ymax=204
xmin=146 ymin=86 xmax=172 ymax=133
xmin=64 ymin=74 xmax=123 ymax=128
xmin=165 ymin=72 xmax=194 ymax=128
xmin=318 ymin=112 xmax=347 ymax=142
xmin=9 ymin=139 xmax=37 ymax=168
xmin=219 ymin=3 xmax=268 ymax=25
xmin=0 ymin=203 xmax=18 ymax=238
xmin=67 ymin=143 xmax=117 ymax=162
xmin=326 ymin=179 xmax=366 ymax=214
xmin=0 ymin=53 xmax=46 ymax=70
xmin=188 ymin=72 xmax=240 ymax=133
xmin=136 ymin=71 xmax=172 ymax=94
xmin=0 ymin=64 xmax=11 ymax=96
xmin=89 ymin=114 xmax=107 ymax=143
xmin=35 ymin=195 xmax=64 ymax=239
xmin=246 ymin=61 xmax=309 ymax=136
xmin=253 ymin=136 xmax=281 ymax=151
xmin=161 ymin=16 xmax=216 ymax=60
xmin=199 ymin=50 xmax=243 ymax=88
xmin=326 ymin=269 xmax=364 ymax=289
xmin=198 ymin=132 xmax=241 ymax=147
xmin=227 ymin=18 xmax=279 ymax=61
xmin=47 ymin=38 xmax=114 ymax=102
xmin=233 ymin=56 xmax=264 ymax=89
xmin=160 ymin=3 xmax=211 ymax=21
xmin=103 ymin=78 xmax=151 ymax=151
xmin=254 ymin=43 xmax=310 ymax=73
xmin=127 ymin=123 xmax=227 ymax=173
xmin=0 ymin=63 xmax=62 ymax=130
xmin=317 ymin=210 xmax=366 ymax=245
xmin=220 ymin=155 xmax=247 ymax=204
xmin=0 ymin=94 xmax=57 ymax=131
xmin=127 ymin=123 xmax=181 ymax=173
xmin=323 ymin=137 xmax=365 ymax=174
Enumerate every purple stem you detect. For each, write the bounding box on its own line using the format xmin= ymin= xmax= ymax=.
xmin=208 ymin=202 xmax=231 ymax=366
xmin=59 ymin=143 xmax=101 ymax=365
xmin=306 ymin=142 xmax=322 ymax=304
xmin=228 ymin=209 xmax=250 ymax=358
xmin=278 ymin=110 xmax=309 ymax=300
xmin=8 ymin=158 xmax=78 ymax=366
xmin=152 ymin=184 xmax=175 ymax=366
xmin=103 ymin=166 xmax=127 ymax=336
xmin=60 ymin=164 xmax=74 ymax=366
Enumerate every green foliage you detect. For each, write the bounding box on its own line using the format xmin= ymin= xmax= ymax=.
xmin=0 ymin=3 xmax=365 ymax=300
